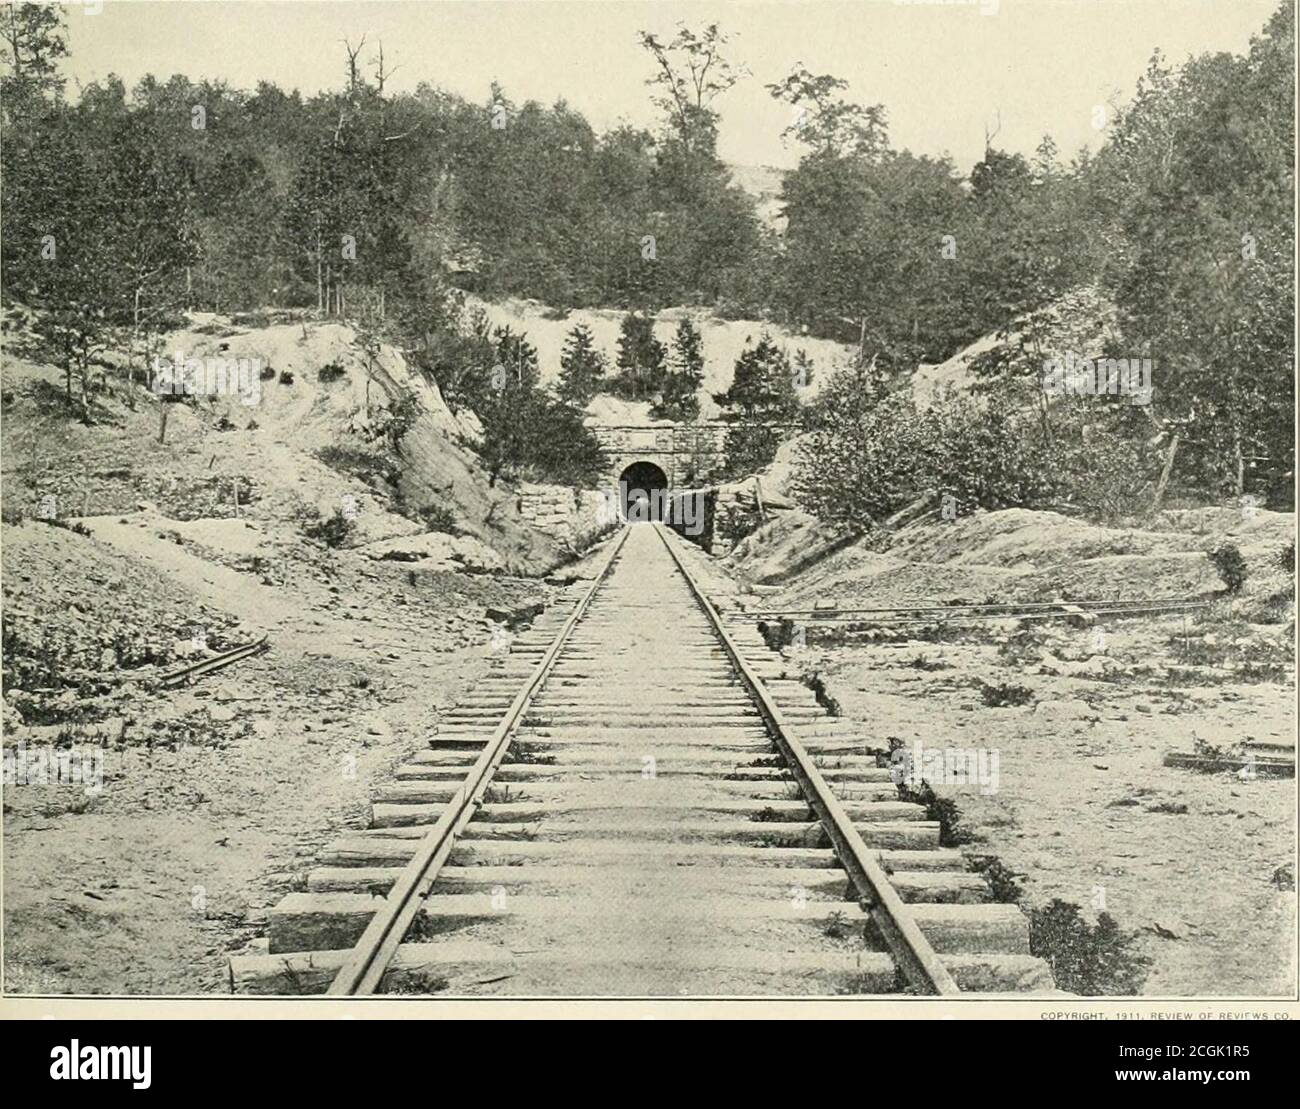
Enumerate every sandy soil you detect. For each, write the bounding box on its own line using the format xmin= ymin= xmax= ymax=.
xmin=800 ymin=630 xmax=1295 ymax=996
xmin=1 ymin=499 xmax=561 ymax=994
xmin=720 ymin=506 xmax=1297 ymax=997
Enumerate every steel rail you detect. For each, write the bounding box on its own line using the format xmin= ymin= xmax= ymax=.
xmin=761 ymin=603 xmax=1212 ymax=628
xmin=158 ymin=635 xmax=269 ymax=688
xmin=325 ymin=526 xmax=630 ymax=995
xmin=751 ymin=599 xmax=1210 ymax=619
xmin=653 ymin=524 xmax=960 ymax=996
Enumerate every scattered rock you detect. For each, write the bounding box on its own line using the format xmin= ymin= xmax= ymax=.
xmin=486 ymin=602 xmax=545 ymax=629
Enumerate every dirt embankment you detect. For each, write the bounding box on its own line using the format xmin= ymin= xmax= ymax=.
xmin=722 ymin=505 xmax=1296 ymax=996
xmin=0 ymin=312 xmax=600 ymax=994
xmin=0 ymin=509 xmax=570 ymax=994
xmin=3 ymin=314 xmax=572 ymax=575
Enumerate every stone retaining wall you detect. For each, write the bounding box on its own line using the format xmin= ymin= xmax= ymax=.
xmin=518 ymin=482 xmax=612 ymax=549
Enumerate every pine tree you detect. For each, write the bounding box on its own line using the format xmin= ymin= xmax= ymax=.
xmin=613 ymin=311 xmax=666 ymax=400
xmin=652 ymin=317 xmax=704 ymax=420
xmin=557 ymin=323 xmax=606 ymax=406
xmin=492 ymin=325 xmax=539 ymax=390
xmin=713 ymin=332 xmax=800 ymax=477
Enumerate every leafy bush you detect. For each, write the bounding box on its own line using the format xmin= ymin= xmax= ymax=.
xmin=895 ymin=777 xmax=974 ymax=847
xmin=43 ymin=517 xmax=92 ymax=537
xmin=419 ymin=504 xmax=459 ymax=534
xmin=1209 ymin=542 xmax=1248 ymax=594
xmin=801 ymin=671 xmax=840 ymax=716
xmin=318 ymin=360 xmax=347 ymax=384
xmin=997 ymin=627 xmax=1047 ymax=667
xmin=303 ymin=509 xmax=355 ymax=548
xmin=758 ymin=617 xmax=799 ymax=651
xmin=1029 ymin=899 xmax=1151 ymax=995
xmin=794 ymin=356 xmax=1166 ymax=532
xmin=714 ymin=503 xmax=763 ymax=549
xmin=278 ymin=370 xmax=295 ymax=386
xmin=479 ymin=387 xmax=607 ymax=488
xmin=979 ymin=680 xmax=1034 ymax=707
xmin=380 ymin=388 xmax=421 ymax=448
xmin=1277 ymin=539 xmax=1295 ymax=574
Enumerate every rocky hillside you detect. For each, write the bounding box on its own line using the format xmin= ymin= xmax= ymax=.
xmin=1 ymin=312 xmax=587 ymax=573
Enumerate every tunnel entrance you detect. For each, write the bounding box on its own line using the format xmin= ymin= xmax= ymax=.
xmin=618 ymin=461 xmax=669 ymax=523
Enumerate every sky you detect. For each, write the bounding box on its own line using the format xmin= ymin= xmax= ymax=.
xmin=62 ymin=0 xmax=1282 ymax=172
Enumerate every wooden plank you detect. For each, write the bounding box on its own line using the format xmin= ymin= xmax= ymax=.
xmin=1163 ymin=752 xmax=1293 ymax=778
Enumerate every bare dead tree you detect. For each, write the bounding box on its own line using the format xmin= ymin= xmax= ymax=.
xmin=372 ymin=38 xmax=401 ymax=96
xmin=342 ymin=33 xmax=367 ymax=93
xmin=983 ymin=109 xmax=1002 ymax=151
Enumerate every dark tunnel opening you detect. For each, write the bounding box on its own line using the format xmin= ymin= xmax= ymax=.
xmin=618 ymin=461 xmax=669 ymax=523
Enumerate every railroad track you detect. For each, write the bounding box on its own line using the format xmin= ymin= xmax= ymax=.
xmin=752 ymin=599 xmax=1210 ymax=628
xmin=230 ymin=524 xmax=1055 ymax=996
xmin=159 ymin=635 xmax=269 ymax=689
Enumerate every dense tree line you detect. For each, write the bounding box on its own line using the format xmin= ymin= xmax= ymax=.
xmin=1 ymin=16 xmax=762 ymax=325
xmin=1 ymin=3 xmax=1293 ymax=507
xmin=791 ymin=3 xmax=1294 ymax=520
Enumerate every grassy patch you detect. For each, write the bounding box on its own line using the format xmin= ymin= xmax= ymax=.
xmin=822 ymin=910 xmax=851 ymax=939
xmin=907 ymin=652 xmax=951 ymax=671
xmin=505 ymin=739 xmax=555 ymax=765
xmin=1165 ymin=623 xmax=1292 ymax=683
xmin=315 ymin=445 xmax=396 ymax=486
